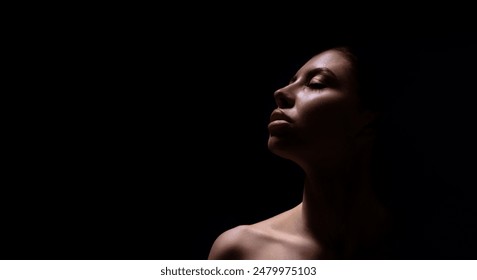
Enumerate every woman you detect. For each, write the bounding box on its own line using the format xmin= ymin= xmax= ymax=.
xmin=208 ymin=46 xmax=394 ymax=259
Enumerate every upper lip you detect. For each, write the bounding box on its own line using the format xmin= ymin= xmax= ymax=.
xmin=270 ymin=110 xmax=293 ymax=123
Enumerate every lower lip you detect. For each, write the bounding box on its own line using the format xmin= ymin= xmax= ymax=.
xmin=268 ymin=120 xmax=291 ymax=133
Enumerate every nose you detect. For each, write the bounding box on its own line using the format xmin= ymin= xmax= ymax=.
xmin=273 ymin=85 xmax=295 ymax=109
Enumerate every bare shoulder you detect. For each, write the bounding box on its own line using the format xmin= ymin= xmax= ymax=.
xmin=208 ymin=225 xmax=252 ymax=259
xmin=208 ymin=206 xmax=304 ymax=260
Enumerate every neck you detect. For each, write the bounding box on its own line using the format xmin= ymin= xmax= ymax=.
xmin=298 ymin=142 xmax=389 ymax=258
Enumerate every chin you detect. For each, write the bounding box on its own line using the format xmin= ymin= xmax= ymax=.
xmin=268 ymin=136 xmax=296 ymax=160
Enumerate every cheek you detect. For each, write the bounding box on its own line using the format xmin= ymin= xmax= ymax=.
xmin=296 ymin=94 xmax=357 ymax=140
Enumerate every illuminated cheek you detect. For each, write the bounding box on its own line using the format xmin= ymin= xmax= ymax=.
xmin=299 ymin=98 xmax=343 ymax=123
xmin=299 ymin=99 xmax=354 ymax=138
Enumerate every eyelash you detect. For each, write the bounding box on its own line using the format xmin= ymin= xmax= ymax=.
xmin=308 ymin=81 xmax=326 ymax=90
xmin=289 ymin=76 xmax=327 ymax=90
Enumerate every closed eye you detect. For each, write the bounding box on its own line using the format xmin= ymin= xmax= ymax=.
xmin=308 ymin=82 xmax=326 ymax=90
xmin=305 ymin=67 xmax=336 ymax=90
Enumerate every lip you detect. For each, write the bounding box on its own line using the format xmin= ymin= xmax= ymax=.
xmin=268 ymin=120 xmax=291 ymax=135
xmin=269 ymin=110 xmax=293 ymax=123
xmin=268 ymin=110 xmax=293 ymax=134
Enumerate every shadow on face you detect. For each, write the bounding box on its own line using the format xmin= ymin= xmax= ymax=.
xmin=268 ymin=49 xmax=376 ymax=170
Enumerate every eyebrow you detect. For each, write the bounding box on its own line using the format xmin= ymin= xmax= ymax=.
xmin=291 ymin=67 xmax=338 ymax=83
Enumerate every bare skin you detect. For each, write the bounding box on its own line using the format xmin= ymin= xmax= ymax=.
xmin=209 ymin=49 xmax=390 ymax=260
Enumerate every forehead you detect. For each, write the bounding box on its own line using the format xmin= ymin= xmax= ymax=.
xmin=296 ymin=50 xmax=354 ymax=78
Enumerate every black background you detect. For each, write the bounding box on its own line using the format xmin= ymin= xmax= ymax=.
xmin=4 ymin=14 xmax=477 ymax=260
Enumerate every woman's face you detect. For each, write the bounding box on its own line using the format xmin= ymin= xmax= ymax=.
xmin=268 ymin=49 xmax=372 ymax=167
